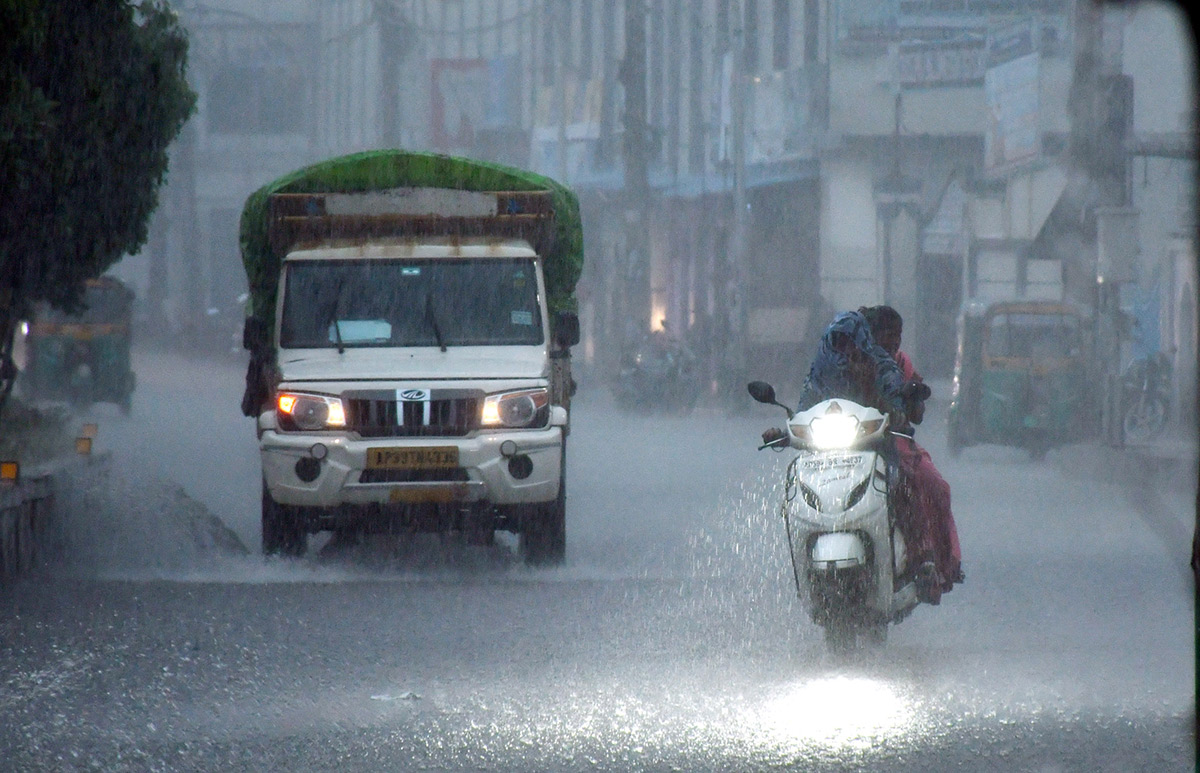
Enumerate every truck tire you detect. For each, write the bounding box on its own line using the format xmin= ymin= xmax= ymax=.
xmin=520 ymin=451 xmax=566 ymax=566
xmin=262 ymin=483 xmax=306 ymax=557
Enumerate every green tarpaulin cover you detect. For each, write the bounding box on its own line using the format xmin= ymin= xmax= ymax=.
xmin=239 ymin=149 xmax=583 ymax=322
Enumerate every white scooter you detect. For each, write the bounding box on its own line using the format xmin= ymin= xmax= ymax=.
xmin=748 ymin=380 xmax=924 ymax=652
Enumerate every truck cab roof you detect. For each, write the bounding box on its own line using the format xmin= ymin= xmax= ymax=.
xmin=285 ymin=237 xmax=539 ymax=262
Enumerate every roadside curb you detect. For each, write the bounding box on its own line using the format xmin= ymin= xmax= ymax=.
xmin=0 ymin=452 xmax=110 ymax=585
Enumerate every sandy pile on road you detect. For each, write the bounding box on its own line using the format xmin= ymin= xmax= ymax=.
xmin=44 ymin=454 xmax=249 ymax=579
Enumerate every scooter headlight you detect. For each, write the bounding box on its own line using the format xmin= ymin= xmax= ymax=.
xmin=809 ymin=414 xmax=860 ymax=449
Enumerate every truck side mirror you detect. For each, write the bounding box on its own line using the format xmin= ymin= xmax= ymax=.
xmin=553 ymin=311 xmax=580 ymax=348
xmin=243 ymin=316 xmax=269 ymax=351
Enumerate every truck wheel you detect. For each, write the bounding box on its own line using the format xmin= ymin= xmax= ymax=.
xmin=521 ymin=472 xmax=566 ymax=566
xmin=262 ymin=484 xmax=306 ymax=557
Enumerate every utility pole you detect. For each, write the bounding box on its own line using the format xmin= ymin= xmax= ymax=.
xmin=376 ymin=0 xmax=415 ymax=148
xmin=556 ymin=0 xmax=569 ymax=182
xmin=726 ymin=0 xmax=749 ymax=406
xmin=620 ymin=0 xmax=651 ymax=345
xmin=177 ymin=119 xmax=201 ymax=352
xmin=1070 ymin=0 xmax=1135 ymax=447
xmin=146 ymin=210 xmax=169 ymax=346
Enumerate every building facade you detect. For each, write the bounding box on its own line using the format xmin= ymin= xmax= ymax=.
xmin=125 ymin=0 xmax=1194 ymax=421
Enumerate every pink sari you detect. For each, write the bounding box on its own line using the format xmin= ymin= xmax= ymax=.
xmin=893 ymin=351 xmax=962 ymax=596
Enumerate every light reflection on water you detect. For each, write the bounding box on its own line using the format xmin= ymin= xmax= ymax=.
xmin=384 ymin=672 xmax=930 ymax=769
xmin=742 ymin=675 xmax=920 ymax=752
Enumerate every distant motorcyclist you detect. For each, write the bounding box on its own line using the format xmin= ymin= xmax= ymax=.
xmin=615 ymin=321 xmax=700 ymax=413
xmin=761 ymin=310 xmax=955 ymax=603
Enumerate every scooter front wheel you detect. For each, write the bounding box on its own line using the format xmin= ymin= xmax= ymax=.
xmin=823 ymin=619 xmax=857 ymax=654
xmin=862 ymin=621 xmax=888 ymax=647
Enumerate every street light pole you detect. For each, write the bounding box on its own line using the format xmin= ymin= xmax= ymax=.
xmin=620 ymin=0 xmax=651 ymax=345
xmin=727 ymin=0 xmax=749 ymax=405
xmin=1070 ymin=0 xmax=1134 ymax=447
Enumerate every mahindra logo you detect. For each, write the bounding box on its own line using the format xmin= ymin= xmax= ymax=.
xmin=399 ymin=389 xmax=429 ymax=401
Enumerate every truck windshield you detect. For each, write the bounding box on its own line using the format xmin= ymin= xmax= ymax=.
xmin=279 ymin=258 xmax=544 ymax=348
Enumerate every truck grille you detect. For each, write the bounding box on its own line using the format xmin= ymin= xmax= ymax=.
xmin=344 ymin=392 xmax=481 ymax=437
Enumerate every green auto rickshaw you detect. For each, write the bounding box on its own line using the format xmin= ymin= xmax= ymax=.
xmin=947 ymin=300 xmax=1093 ymax=458
xmin=22 ymin=276 xmax=136 ymax=414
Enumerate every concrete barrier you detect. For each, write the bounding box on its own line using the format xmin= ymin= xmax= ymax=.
xmin=0 ymin=471 xmax=53 ymax=583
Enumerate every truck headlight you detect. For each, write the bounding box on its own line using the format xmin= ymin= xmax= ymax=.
xmin=277 ymin=392 xmax=346 ymax=431
xmin=481 ymin=388 xmax=549 ymax=428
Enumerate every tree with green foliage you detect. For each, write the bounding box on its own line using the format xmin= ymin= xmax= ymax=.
xmin=0 ymin=0 xmax=196 ymax=409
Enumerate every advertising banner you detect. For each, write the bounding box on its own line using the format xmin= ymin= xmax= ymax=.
xmin=984 ymin=19 xmax=1041 ymax=175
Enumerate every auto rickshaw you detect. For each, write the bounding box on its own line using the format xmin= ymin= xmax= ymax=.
xmin=947 ymin=300 xmax=1093 ymax=458
xmin=22 ymin=276 xmax=136 ymax=414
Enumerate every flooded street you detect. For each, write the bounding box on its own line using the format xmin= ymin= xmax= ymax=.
xmin=0 ymin=350 xmax=1192 ymax=770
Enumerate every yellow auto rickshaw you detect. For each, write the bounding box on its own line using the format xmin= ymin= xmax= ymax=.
xmin=22 ymin=276 xmax=136 ymax=413
xmin=947 ymin=300 xmax=1094 ymax=458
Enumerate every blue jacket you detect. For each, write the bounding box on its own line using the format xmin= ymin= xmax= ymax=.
xmin=797 ymin=311 xmax=907 ymax=415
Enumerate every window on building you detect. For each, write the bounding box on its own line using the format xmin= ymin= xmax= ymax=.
xmin=717 ymin=0 xmax=731 ymax=52
xmin=744 ymin=0 xmax=759 ymax=72
xmin=688 ymin=6 xmax=705 ymax=171
xmin=804 ymin=0 xmax=819 ymax=62
xmin=207 ymin=65 xmax=304 ymax=135
xmin=773 ymin=0 xmax=790 ymax=70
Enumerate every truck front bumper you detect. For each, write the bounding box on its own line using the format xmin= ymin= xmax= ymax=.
xmin=260 ymin=427 xmax=563 ymax=509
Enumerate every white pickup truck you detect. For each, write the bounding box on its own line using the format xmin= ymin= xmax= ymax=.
xmin=239 ymin=153 xmax=581 ymax=565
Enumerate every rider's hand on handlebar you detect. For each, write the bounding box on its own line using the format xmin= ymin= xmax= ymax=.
xmin=900 ymin=379 xmax=932 ymax=403
xmin=761 ymin=427 xmax=788 ymax=445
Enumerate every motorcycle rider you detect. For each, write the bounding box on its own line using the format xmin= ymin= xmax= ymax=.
xmin=860 ymin=305 xmax=963 ymax=601
xmin=761 ymin=309 xmax=954 ymax=603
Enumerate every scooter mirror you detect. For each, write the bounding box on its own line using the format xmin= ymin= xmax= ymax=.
xmin=747 ymin=381 xmax=776 ymax=404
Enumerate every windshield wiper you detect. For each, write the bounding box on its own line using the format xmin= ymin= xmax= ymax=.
xmin=425 ymin=292 xmax=447 ymax=352
xmin=329 ymin=277 xmax=346 ymax=354
xmin=332 ymin=319 xmax=345 ymax=354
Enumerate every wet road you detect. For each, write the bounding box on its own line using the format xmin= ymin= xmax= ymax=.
xmin=0 ymin=350 xmax=1193 ymax=771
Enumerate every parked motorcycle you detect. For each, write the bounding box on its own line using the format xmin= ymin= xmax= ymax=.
xmin=193 ymin=291 xmax=250 ymax=359
xmin=748 ymin=380 xmax=927 ymax=653
xmin=1121 ymin=351 xmax=1172 ymax=445
xmin=614 ymin=332 xmax=700 ymax=414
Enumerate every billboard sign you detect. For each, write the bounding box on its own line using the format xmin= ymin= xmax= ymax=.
xmin=431 ymin=57 xmax=522 ymax=155
xmin=898 ymin=36 xmax=987 ymax=88
xmin=984 ymin=19 xmax=1041 ymax=175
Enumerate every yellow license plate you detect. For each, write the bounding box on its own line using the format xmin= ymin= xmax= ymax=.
xmin=366 ymin=446 xmax=459 ymax=470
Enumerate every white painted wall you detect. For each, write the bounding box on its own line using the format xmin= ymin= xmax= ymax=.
xmin=819 ymin=156 xmax=880 ymax=310
xmin=1123 ymin=2 xmax=1196 ymax=135
xmin=827 ymin=46 xmax=1072 ymax=138
xmin=1005 ymin=165 xmax=1068 ymax=242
